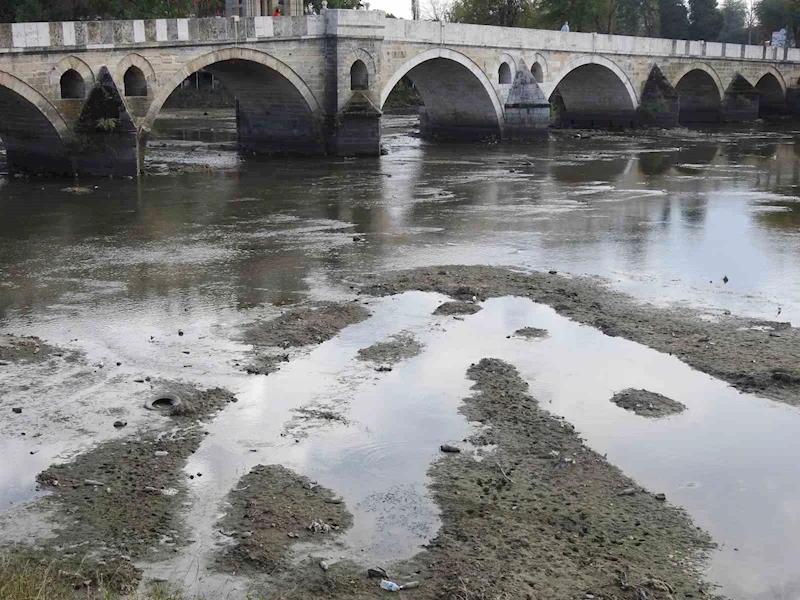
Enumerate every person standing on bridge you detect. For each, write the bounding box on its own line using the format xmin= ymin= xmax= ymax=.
xmin=561 ymin=21 xmax=570 ymax=31
xmin=273 ymin=7 xmax=281 ymax=16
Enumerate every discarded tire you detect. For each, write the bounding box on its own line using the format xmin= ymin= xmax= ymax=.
xmin=144 ymin=393 xmax=181 ymax=413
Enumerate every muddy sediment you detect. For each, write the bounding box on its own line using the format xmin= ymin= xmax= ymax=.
xmin=414 ymin=359 xmax=714 ymax=599
xmin=356 ymin=331 xmax=423 ymax=365
xmin=611 ymin=388 xmax=687 ymax=418
xmin=361 ymin=265 xmax=800 ymax=406
xmin=0 ymin=333 xmax=62 ymax=363
xmin=215 ymin=464 xmax=352 ymax=574
xmin=514 ymin=326 xmax=549 ymax=339
xmin=6 ymin=386 xmax=237 ymax=594
xmin=243 ymin=301 xmax=370 ymax=374
xmin=242 ymin=359 xmax=715 ymax=600
xmin=432 ymin=300 xmax=482 ymax=316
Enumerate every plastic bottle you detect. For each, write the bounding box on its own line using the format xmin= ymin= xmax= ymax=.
xmin=380 ymin=580 xmax=401 ymax=592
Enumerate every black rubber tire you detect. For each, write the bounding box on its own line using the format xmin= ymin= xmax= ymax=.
xmin=144 ymin=393 xmax=182 ymax=413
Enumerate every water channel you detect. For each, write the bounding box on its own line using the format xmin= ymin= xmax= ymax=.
xmin=1 ymin=113 xmax=799 ymax=599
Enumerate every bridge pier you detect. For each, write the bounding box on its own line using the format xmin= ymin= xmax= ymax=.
xmin=502 ymin=68 xmax=550 ymax=140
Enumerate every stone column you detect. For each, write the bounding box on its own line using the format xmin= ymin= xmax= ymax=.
xmin=503 ymin=67 xmax=550 ymax=139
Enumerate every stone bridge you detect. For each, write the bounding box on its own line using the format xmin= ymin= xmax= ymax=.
xmin=1 ymin=11 xmax=799 ymax=176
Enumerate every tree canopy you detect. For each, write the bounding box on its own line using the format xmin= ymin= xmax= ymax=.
xmin=688 ymin=0 xmax=723 ymax=39
xmin=0 ymin=0 xmax=224 ymax=22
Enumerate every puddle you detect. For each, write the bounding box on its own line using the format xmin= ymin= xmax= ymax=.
xmin=142 ymin=292 xmax=800 ymax=599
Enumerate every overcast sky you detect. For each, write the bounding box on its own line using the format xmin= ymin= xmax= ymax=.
xmin=365 ymin=0 xmax=414 ymax=20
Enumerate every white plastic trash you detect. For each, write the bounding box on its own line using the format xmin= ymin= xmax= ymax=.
xmin=380 ymin=580 xmax=401 ymax=592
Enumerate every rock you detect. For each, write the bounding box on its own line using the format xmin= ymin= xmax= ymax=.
xmin=154 ymin=451 xmax=169 ymax=457
xmin=308 ymin=519 xmax=331 ymax=534
xmin=440 ymin=444 xmax=461 ymax=453
xmin=143 ymin=486 xmax=158 ymax=493
xmin=376 ymin=365 xmax=392 ymax=372
xmin=548 ymin=270 xmax=558 ymax=275
xmin=367 ymin=566 xmax=388 ymax=579
xmin=319 ymin=560 xmax=329 ymax=571
xmin=11 ymin=407 xmax=22 ymax=414
xmin=617 ymin=487 xmax=636 ymax=496
xmin=116 ymin=362 xmax=122 ymax=366
xmin=722 ymin=275 xmax=729 ymax=284
xmin=178 ymin=329 xmax=184 ymax=336
xmin=654 ymin=493 xmax=666 ymax=501
xmin=133 ymin=379 xmax=145 ymax=383
xmin=84 ymin=479 xmax=104 ymax=487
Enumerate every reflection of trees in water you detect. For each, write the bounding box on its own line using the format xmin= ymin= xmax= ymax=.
xmin=676 ymin=144 xmax=719 ymax=168
xmin=638 ymin=151 xmax=678 ymax=176
xmin=755 ymin=201 xmax=800 ymax=231
xmin=723 ymin=140 xmax=777 ymax=162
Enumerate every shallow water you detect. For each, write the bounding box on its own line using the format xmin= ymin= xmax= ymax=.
xmin=2 ymin=115 xmax=800 ymax=599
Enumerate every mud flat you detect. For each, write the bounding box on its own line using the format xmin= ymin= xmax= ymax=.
xmin=1 ymin=386 xmax=236 ymax=595
xmin=243 ymin=301 xmax=370 ymax=375
xmin=356 ymin=331 xmax=423 ymax=365
xmin=0 ymin=333 xmax=64 ymax=364
xmin=360 ymin=265 xmax=800 ymax=406
xmin=611 ymin=388 xmax=687 ymax=418
xmin=230 ymin=359 xmax=715 ymax=600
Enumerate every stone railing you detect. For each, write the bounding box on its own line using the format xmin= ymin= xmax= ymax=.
xmin=1 ymin=11 xmax=798 ymax=64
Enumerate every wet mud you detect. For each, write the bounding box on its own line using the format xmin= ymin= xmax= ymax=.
xmin=3 ymin=386 xmax=236 ymax=594
xmin=0 ymin=334 xmax=63 ymax=364
xmin=361 ymin=266 xmax=800 ymax=406
xmin=241 ymin=358 xmax=714 ymax=600
xmin=412 ymin=359 xmax=714 ymax=600
xmin=356 ymin=331 xmax=423 ymax=365
xmin=514 ymin=326 xmax=550 ymax=339
xmin=611 ymin=388 xmax=686 ymax=418
xmin=215 ymin=464 xmax=352 ymax=575
xmin=243 ymin=301 xmax=370 ymax=375
xmin=432 ymin=300 xmax=482 ymax=316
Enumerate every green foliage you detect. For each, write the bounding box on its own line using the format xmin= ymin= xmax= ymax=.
xmin=535 ymin=0 xmax=615 ymax=32
xmin=449 ymin=0 xmax=537 ymax=26
xmin=717 ymin=0 xmax=748 ymax=41
xmin=659 ymin=0 xmax=689 ymax=38
xmin=688 ymin=0 xmax=723 ymax=39
xmin=616 ymin=0 xmax=659 ymax=35
xmin=754 ymin=0 xmax=794 ymax=43
xmin=1 ymin=0 xmax=207 ymax=22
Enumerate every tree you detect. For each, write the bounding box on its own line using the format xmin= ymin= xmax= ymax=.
xmin=616 ymin=0 xmax=659 ymax=35
xmin=536 ymin=0 xmax=616 ymax=32
xmin=449 ymin=0 xmax=536 ymax=27
xmin=422 ymin=0 xmax=450 ymax=19
xmin=717 ymin=0 xmax=747 ymax=41
xmin=659 ymin=0 xmax=689 ymax=38
xmin=688 ymin=0 xmax=722 ymax=39
xmin=755 ymin=0 xmax=794 ymax=43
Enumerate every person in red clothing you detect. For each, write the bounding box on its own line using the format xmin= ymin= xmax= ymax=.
xmin=273 ymin=8 xmax=281 ymax=15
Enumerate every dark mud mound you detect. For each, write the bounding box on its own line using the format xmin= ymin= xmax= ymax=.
xmin=357 ymin=332 xmax=422 ymax=364
xmin=611 ymin=388 xmax=686 ymax=418
xmin=432 ymin=300 xmax=482 ymax=316
xmin=215 ymin=464 xmax=352 ymax=574
xmin=514 ymin=327 xmax=549 ymax=339
xmin=245 ymin=302 xmax=370 ymax=348
xmin=416 ymin=358 xmax=714 ymax=600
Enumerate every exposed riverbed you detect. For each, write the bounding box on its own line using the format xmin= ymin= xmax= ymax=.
xmin=1 ymin=111 xmax=799 ymax=600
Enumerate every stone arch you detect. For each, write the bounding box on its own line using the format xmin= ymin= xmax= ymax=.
xmin=530 ymin=53 xmax=549 ymax=82
xmin=548 ymin=55 xmax=638 ymax=109
xmin=756 ymin=71 xmax=786 ymax=116
xmin=674 ymin=64 xmax=724 ymax=123
xmin=60 ymin=70 xmax=85 ymax=99
xmin=142 ymin=47 xmax=320 ymax=133
xmin=495 ymin=53 xmax=517 ymax=85
xmin=141 ymin=47 xmax=323 ymax=155
xmin=498 ymin=62 xmax=512 ymax=84
xmin=124 ymin=66 xmax=148 ymax=97
xmin=531 ymin=62 xmax=544 ymax=83
xmin=351 ymin=60 xmax=369 ymax=90
xmin=672 ymin=62 xmax=724 ymax=101
xmin=0 ymin=70 xmax=71 ymax=174
xmin=48 ymin=55 xmax=95 ymax=96
xmin=755 ymin=66 xmax=787 ymax=94
xmin=380 ymin=47 xmax=504 ymax=139
xmin=114 ymin=53 xmax=157 ymax=96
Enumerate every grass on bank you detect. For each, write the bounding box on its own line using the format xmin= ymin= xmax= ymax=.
xmin=0 ymin=552 xmax=182 ymax=600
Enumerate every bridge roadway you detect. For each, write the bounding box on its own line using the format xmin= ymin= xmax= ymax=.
xmin=1 ymin=10 xmax=798 ymax=176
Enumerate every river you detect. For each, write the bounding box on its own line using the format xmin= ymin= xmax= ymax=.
xmin=1 ymin=112 xmax=799 ymax=599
